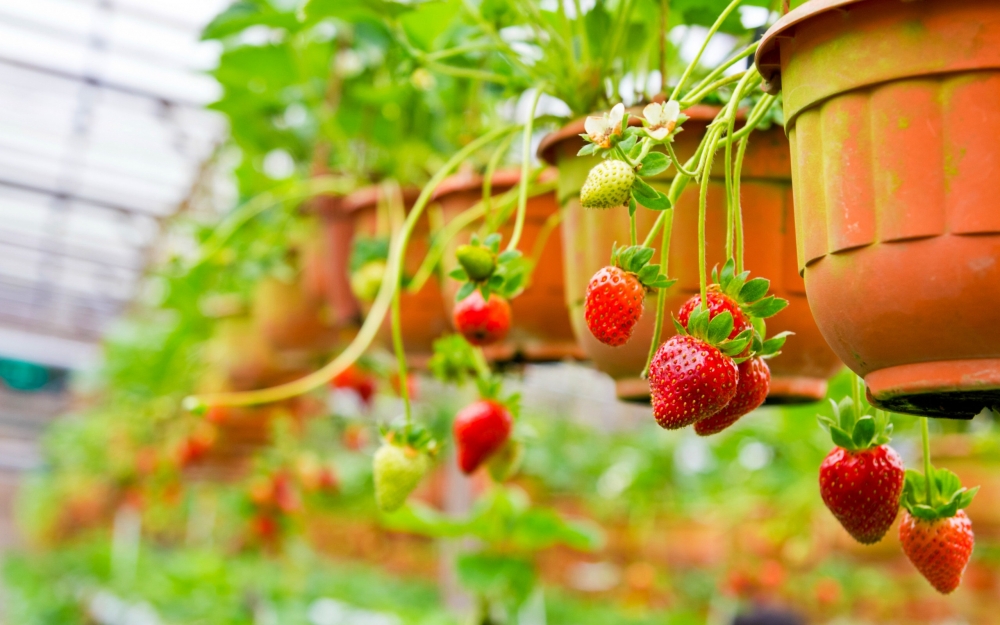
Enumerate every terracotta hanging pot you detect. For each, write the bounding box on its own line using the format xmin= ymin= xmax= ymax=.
xmin=310 ymin=177 xmax=360 ymax=330
xmin=756 ymin=0 xmax=1000 ymax=418
xmin=538 ymin=106 xmax=843 ymax=402
xmin=344 ymin=185 xmax=450 ymax=368
xmin=434 ymin=170 xmax=583 ymax=362
xmin=252 ymin=275 xmax=335 ymax=352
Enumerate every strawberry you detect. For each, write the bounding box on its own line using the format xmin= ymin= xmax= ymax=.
xmin=899 ymin=460 xmax=979 ymax=594
xmin=694 ymin=357 xmax=770 ymax=436
xmin=585 ymin=245 xmax=674 ymax=346
xmin=332 ymin=364 xmax=375 ymax=405
xmin=350 ymin=259 xmax=386 ymax=303
xmin=372 ymin=443 xmax=430 ymax=512
xmin=456 ymin=243 xmax=496 ymax=282
xmin=452 ymin=290 xmax=511 ymax=346
xmin=580 ymin=160 xmax=635 ymax=209
xmin=453 ymin=399 xmax=513 ymax=474
xmin=677 ymin=259 xmax=788 ymax=341
xmin=650 ymin=307 xmax=750 ymax=429
xmin=487 ymin=438 xmax=524 ymax=482
xmin=818 ymin=397 xmax=904 ymax=544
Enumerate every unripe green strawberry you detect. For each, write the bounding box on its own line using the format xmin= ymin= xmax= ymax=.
xmin=580 ymin=160 xmax=635 ymax=209
xmin=373 ymin=443 xmax=429 ymax=512
xmin=351 ymin=260 xmax=386 ymax=303
xmin=487 ymin=439 xmax=524 ymax=482
xmin=456 ymin=245 xmax=495 ymax=281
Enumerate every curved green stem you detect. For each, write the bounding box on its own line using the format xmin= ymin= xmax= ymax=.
xmin=669 ymin=0 xmax=748 ymax=101
xmin=921 ymin=417 xmax=934 ymax=506
xmin=530 ymin=208 xmax=563 ymax=267
xmin=680 ymin=40 xmax=760 ymax=106
xmin=732 ymin=128 xmax=750 ymax=273
xmin=664 ymin=141 xmax=700 ymax=178
xmin=506 ymin=87 xmax=546 ymax=253
xmin=696 ymin=126 xmax=723 ymax=307
xmin=390 ymin=287 xmax=412 ymax=428
xmin=680 ymin=72 xmax=747 ymax=110
xmin=482 ymin=132 xmax=517 ymax=232
xmin=182 ymin=125 xmax=516 ymax=409
xmin=408 ymin=180 xmax=555 ymax=294
xmin=629 ymin=209 xmax=638 ymax=247
xmin=642 ymin=206 xmax=674 ymax=378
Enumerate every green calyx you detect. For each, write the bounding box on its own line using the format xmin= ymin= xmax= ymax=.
xmin=749 ymin=318 xmax=792 ymax=360
xmin=611 ymin=244 xmax=675 ymax=291
xmin=817 ymin=396 xmax=892 ymax=452
xmin=456 ymin=244 xmax=496 ymax=282
xmin=380 ymin=420 xmax=438 ymax=457
xmin=450 ymin=233 xmax=528 ymax=302
xmin=473 ymin=376 xmax=521 ymax=420
xmin=714 ymin=258 xmax=788 ymax=321
xmin=672 ymin=307 xmax=751 ymax=358
xmin=901 ymin=466 xmax=979 ymax=521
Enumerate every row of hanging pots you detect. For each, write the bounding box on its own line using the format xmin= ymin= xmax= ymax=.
xmin=320 ymin=173 xmax=580 ymax=367
xmin=537 ymin=106 xmax=844 ymax=403
xmin=755 ymin=0 xmax=1000 ymax=419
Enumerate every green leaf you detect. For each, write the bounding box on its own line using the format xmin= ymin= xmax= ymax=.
xmin=830 ymin=426 xmax=854 ymax=450
xmin=497 ymin=250 xmax=521 ymax=263
xmin=739 ymin=278 xmax=770 ymax=303
xmin=484 ymin=233 xmax=502 ymax=252
xmin=618 ymin=134 xmax=638 ymax=155
xmin=852 ymin=417 xmax=875 ymax=449
xmin=456 ymin=281 xmax=476 ymax=302
xmin=456 ymin=553 xmax=536 ymax=607
xmin=577 ymin=143 xmax=598 ymax=157
xmin=449 ymin=267 xmax=469 ymax=281
xmin=639 ymin=152 xmax=669 ymax=177
xmin=627 ymin=141 xmax=643 ymax=161
xmin=744 ymin=296 xmax=789 ymax=319
xmin=672 ymin=315 xmax=687 ymax=336
xmin=707 ymin=311 xmax=734 ymax=344
xmin=630 ymin=176 xmax=658 ymax=198
xmin=637 ymin=265 xmax=659 ymax=284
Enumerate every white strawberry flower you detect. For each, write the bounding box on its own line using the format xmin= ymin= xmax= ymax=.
xmin=642 ymin=100 xmax=681 ymax=141
xmin=584 ymin=103 xmax=626 ymax=149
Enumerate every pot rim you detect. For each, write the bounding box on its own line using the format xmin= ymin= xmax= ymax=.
xmin=755 ymin=0 xmax=871 ymax=94
xmin=341 ymin=183 xmax=421 ymax=213
xmin=536 ymin=104 xmax=724 ymax=166
xmin=431 ymin=168 xmax=558 ymax=200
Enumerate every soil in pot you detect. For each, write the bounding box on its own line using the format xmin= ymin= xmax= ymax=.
xmin=756 ymin=0 xmax=1000 ymax=418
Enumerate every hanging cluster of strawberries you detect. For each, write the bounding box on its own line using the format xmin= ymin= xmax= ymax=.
xmin=577 ymin=102 xmax=788 ymax=436
xmin=817 ymin=387 xmax=978 ymax=595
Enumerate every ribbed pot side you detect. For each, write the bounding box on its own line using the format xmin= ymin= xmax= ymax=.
xmin=756 ymin=0 xmax=1000 ymax=418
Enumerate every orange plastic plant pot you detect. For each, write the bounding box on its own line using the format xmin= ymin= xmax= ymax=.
xmin=756 ymin=0 xmax=1000 ymax=418
xmin=538 ymin=106 xmax=843 ymax=402
xmin=434 ymin=170 xmax=583 ymax=363
xmin=345 ymin=185 xmax=450 ymax=368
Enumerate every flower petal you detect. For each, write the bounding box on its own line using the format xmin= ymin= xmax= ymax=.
xmin=663 ymin=100 xmax=681 ymax=121
xmin=642 ymin=102 xmax=662 ymax=124
xmin=646 ymin=128 xmax=670 ymax=141
xmin=584 ymin=115 xmax=608 ymax=140
xmin=609 ymin=103 xmax=625 ymax=126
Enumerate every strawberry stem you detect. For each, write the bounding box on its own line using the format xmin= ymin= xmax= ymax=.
xmin=629 ymin=209 xmax=637 ymax=247
xmin=852 ymin=373 xmax=862 ymax=419
xmin=921 ymin=417 xmax=934 ymax=506
xmin=480 ymin=132 xmax=517 ymax=236
xmin=506 ymin=86 xmax=546 ymax=253
xmin=697 ymin=125 xmax=723 ymax=309
xmin=642 ymin=205 xmax=674 ymax=378
xmin=391 ymin=287 xmax=413 ymax=430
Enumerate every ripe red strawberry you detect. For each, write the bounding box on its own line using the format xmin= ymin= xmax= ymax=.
xmin=650 ymin=306 xmax=749 ymax=429
xmin=453 ymin=290 xmax=511 ymax=346
xmin=649 ymin=334 xmax=739 ymax=429
xmin=900 ymin=509 xmax=975 ymax=595
xmin=677 ymin=288 xmax=751 ymax=341
xmin=818 ymin=395 xmax=904 ymax=544
xmin=453 ymin=399 xmax=513 ymax=474
xmin=694 ymin=357 xmax=770 ymax=436
xmin=898 ymin=458 xmax=979 ymax=594
xmin=332 ymin=364 xmax=376 ymax=405
xmin=820 ymin=445 xmax=905 ymax=543
xmin=585 ymin=266 xmax=645 ymax=346
xmin=678 ymin=259 xmax=789 ymax=340
xmin=584 ymin=245 xmax=674 ymax=347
